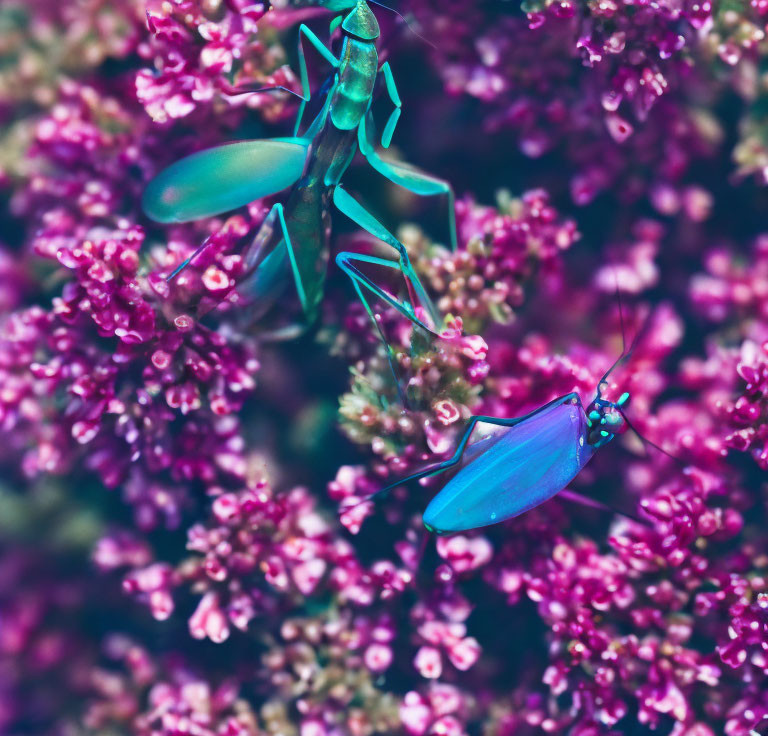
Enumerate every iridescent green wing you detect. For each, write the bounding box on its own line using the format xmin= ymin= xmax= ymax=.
xmin=142 ymin=138 xmax=310 ymax=223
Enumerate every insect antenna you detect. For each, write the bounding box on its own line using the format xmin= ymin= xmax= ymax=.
xmin=596 ymin=267 xmax=633 ymax=397
xmin=600 ymin=269 xmax=689 ymax=465
xmin=618 ymin=408 xmax=690 ymax=468
xmin=596 ymin=266 xmax=658 ymax=398
xmin=615 ymin=268 xmax=627 ymax=354
xmin=367 ymin=0 xmax=438 ymax=50
xmin=559 ymin=489 xmax=650 ymax=527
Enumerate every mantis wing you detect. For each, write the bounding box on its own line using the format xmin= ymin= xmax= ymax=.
xmin=423 ymin=400 xmax=596 ymax=534
xmin=142 ymin=138 xmax=311 ymax=223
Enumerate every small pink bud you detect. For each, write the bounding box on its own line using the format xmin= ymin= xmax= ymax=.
xmin=301 ymin=720 xmax=327 ymax=736
xmin=202 ymin=266 xmax=231 ymax=292
xmin=400 ymin=692 xmax=432 ymax=736
xmin=151 ymin=349 xmax=172 ymax=370
xmin=189 ymin=592 xmax=230 ymax=644
xmin=460 ymin=334 xmax=488 ymax=360
xmin=174 ymin=314 xmax=194 ymax=331
xmin=72 ymin=420 xmax=100 ymax=444
xmin=447 ymin=637 xmax=481 ymax=671
xmin=149 ymin=590 xmax=174 ymax=621
xmin=292 ymin=558 xmax=327 ymax=595
xmin=414 ymin=646 xmax=443 ymax=679
xmin=605 ymin=113 xmax=634 ymax=143
xmin=212 ymin=493 xmax=240 ymax=524
xmin=364 ymin=643 xmax=393 ymax=672
xmin=433 ymin=399 xmax=461 ymax=426
xmin=429 ymin=716 xmax=463 ymax=736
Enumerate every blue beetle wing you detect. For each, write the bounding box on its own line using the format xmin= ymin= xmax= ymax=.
xmin=423 ymin=399 xmax=595 ymax=534
xmin=142 ymin=138 xmax=310 ymax=224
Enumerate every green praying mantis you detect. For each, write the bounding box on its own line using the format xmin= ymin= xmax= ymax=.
xmin=143 ymin=0 xmax=456 ymax=368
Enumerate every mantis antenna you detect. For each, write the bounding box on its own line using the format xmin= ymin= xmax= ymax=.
xmin=367 ymin=0 xmax=437 ymax=50
xmin=605 ymin=267 xmax=690 ymax=467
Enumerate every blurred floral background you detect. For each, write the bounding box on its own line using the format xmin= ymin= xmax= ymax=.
xmin=3 ymin=0 xmax=768 ymax=734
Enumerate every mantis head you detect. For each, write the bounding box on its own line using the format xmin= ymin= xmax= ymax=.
xmin=328 ymin=1 xmax=381 ymax=40
xmin=273 ymin=1 xmax=380 ymax=40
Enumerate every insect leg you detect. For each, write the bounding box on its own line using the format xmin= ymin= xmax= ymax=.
xmin=559 ymin=489 xmax=648 ymax=526
xmin=377 ymin=62 xmax=402 ymax=149
xmin=335 ymin=251 xmax=434 ymax=333
xmin=335 ymin=250 xmax=427 ymax=403
xmin=358 ymin=121 xmax=457 ymax=252
xmin=264 ymin=202 xmax=311 ymax=316
xmin=295 ymin=24 xmax=340 ymax=136
xmin=333 ymin=185 xmax=441 ymax=328
xmin=237 ymin=201 xmax=313 ymax=317
xmin=166 ymin=238 xmax=213 ymax=282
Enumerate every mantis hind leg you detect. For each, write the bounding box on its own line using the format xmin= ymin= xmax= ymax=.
xmin=242 ymin=202 xmax=311 ymax=318
xmin=336 ymin=249 xmax=432 ymax=405
xmin=333 ymin=186 xmax=441 ymax=328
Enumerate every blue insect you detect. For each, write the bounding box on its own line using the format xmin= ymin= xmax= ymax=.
xmin=142 ymin=0 xmax=454 ymax=353
xmin=361 ymin=315 xmax=667 ymax=535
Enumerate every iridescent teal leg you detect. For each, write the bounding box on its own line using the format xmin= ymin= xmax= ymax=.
xmin=358 ymin=116 xmax=457 ymax=252
xmin=358 ymin=393 xmax=581 ymax=505
xmin=378 ymin=62 xmax=401 ymax=149
xmin=333 ymin=185 xmax=441 ymax=328
xmin=166 ymin=238 xmax=212 ymax=282
xmin=336 ymin=250 xmax=431 ymax=404
xmin=295 ymin=25 xmax=339 ymax=136
xmin=335 ymin=250 xmax=434 ymax=335
xmin=248 ymin=202 xmax=310 ymax=315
